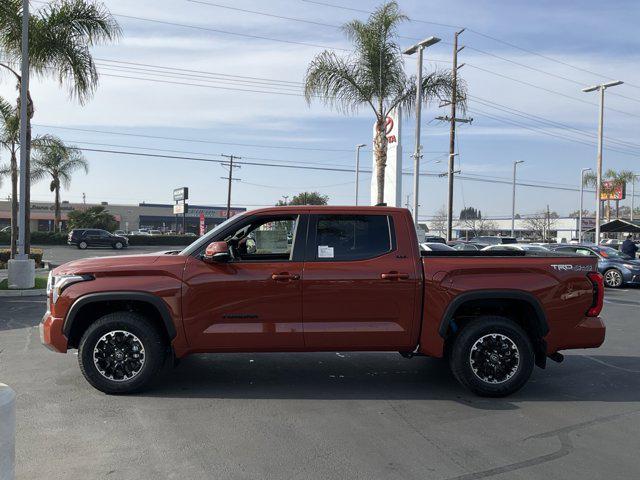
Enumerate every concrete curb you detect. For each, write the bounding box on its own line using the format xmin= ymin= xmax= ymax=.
xmin=0 ymin=384 xmax=15 ymax=480
xmin=0 ymin=289 xmax=46 ymax=297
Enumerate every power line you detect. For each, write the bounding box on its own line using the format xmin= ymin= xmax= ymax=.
xmin=112 ymin=12 xmax=348 ymax=51
xmin=32 ymin=124 xmax=365 ymax=153
xmin=300 ymin=0 xmax=640 ymax=91
xmin=465 ymin=63 xmax=640 ymax=119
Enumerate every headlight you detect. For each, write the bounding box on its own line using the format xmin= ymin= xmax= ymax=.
xmin=49 ymin=274 xmax=93 ymax=304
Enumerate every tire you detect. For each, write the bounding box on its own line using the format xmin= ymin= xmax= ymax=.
xmin=603 ymin=268 xmax=623 ymax=288
xmin=113 ymin=241 xmax=123 ymax=250
xmin=78 ymin=311 xmax=166 ymax=394
xmin=78 ymin=241 xmax=88 ymax=250
xmin=449 ymin=316 xmax=534 ymax=397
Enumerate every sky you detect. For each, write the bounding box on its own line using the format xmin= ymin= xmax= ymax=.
xmin=0 ymin=0 xmax=639 ymax=219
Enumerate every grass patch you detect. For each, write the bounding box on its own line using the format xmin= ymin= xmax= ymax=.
xmin=0 ymin=276 xmax=48 ymax=290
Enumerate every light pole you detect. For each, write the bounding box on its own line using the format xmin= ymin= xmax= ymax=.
xmin=582 ymin=80 xmax=624 ymax=244
xmin=579 ymin=167 xmax=592 ymax=242
xmin=632 ymin=174 xmax=639 ymax=222
xmin=403 ymin=36 xmax=441 ymax=227
xmin=354 ymin=143 xmax=366 ymax=205
xmin=511 ymin=160 xmax=524 ymax=238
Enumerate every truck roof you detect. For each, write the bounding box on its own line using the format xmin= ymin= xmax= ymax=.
xmin=247 ymin=205 xmax=410 ymax=214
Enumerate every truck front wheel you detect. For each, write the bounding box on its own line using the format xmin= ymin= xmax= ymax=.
xmin=78 ymin=311 xmax=165 ymax=394
xmin=449 ymin=316 xmax=534 ymax=397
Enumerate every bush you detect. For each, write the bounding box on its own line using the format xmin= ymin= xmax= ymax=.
xmin=126 ymin=235 xmax=196 ymax=246
xmin=0 ymin=248 xmax=43 ymax=268
xmin=31 ymin=231 xmax=68 ymax=245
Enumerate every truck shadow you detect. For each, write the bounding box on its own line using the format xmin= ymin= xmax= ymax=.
xmin=142 ymin=352 xmax=640 ymax=409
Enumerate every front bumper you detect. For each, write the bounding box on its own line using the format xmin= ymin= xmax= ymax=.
xmin=39 ymin=311 xmax=68 ymax=353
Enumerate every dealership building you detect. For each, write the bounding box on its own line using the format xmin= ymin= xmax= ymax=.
xmin=0 ymin=200 xmax=246 ymax=233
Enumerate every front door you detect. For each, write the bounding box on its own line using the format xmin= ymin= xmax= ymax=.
xmin=302 ymin=212 xmax=421 ymax=350
xmin=182 ymin=213 xmax=306 ymax=351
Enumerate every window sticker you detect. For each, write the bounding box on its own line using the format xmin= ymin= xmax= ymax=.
xmin=318 ymin=245 xmax=334 ymax=258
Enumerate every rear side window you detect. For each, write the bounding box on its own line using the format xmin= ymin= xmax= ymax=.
xmin=313 ymin=215 xmax=393 ymax=261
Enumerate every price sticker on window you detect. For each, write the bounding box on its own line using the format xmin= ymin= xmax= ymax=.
xmin=318 ymin=245 xmax=334 ymax=258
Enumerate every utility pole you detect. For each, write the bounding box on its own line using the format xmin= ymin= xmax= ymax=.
xmin=354 ymin=143 xmax=366 ymax=205
xmin=632 ymin=174 xmax=639 ymax=222
xmin=511 ymin=160 xmax=524 ymax=238
xmin=221 ymin=154 xmax=241 ymax=219
xmin=403 ymin=36 xmax=441 ymax=227
xmin=579 ymin=167 xmax=592 ymax=242
xmin=582 ymin=80 xmax=624 ymax=244
xmin=435 ymin=29 xmax=472 ymax=241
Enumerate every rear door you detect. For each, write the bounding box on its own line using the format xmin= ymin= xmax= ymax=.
xmin=302 ymin=211 xmax=421 ymax=350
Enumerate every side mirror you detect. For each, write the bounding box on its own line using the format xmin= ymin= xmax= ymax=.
xmin=203 ymin=241 xmax=231 ymax=263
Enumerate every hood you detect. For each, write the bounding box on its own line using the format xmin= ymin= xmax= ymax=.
xmin=53 ymin=251 xmax=180 ymax=276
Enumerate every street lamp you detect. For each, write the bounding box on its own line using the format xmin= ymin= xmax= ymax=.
xmin=579 ymin=167 xmax=592 ymax=242
xmin=582 ymin=80 xmax=624 ymax=243
xmin=403 ymin=36 xmax=441 ymax=227
xmin=511 ymin=160 xmax=524 ymax=238
xmin=632 ymin=174 xmax=640 ymax=222
xmin=354 ymin=143 xmax=366 ymax=205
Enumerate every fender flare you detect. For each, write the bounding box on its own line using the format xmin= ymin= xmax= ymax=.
xmin=438 ymin=290 xmax=549 ymax=339
xmin=62 ymin=291 xmax=177 ymax=340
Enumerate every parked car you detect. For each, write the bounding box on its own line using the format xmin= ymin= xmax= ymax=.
xmin=42 ymin=206 xmax=605 ymax=397
xmin=550 ymin=244 xmax=640 ymax=288
xmin=424 ymin=235 xmax=446 ymax=244
xmin=469 ymin=236 xmax=518 ymax=245
xmin=114 ymin=230 xmax=127 ymax=236
xmin=130 ymin=230 xmax=151 ymax=236
xmin=600 ymin=238 xmax=621 ymax=250
xmin=149 ymin=230 xmax=163 ymax=235
xmin=420 ymin=242 xmax=456 ymax=251
xmin=67 ymin=229 xmax=129 ymax=250
xmin=482 ymin=244 xmax=550 ymax=252
xmin=0 ymin=225 xmax=10 ymax=233
xmin=451 ymin=242 xmax=482 ymax=251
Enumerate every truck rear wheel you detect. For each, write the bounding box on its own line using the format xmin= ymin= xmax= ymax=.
xmin=449 ymin=316 xmax=534 ymax=397
xmin=78 ymin=311 xmax=165 ymax=394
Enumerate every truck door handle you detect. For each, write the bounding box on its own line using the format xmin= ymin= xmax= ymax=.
xmin=381 ymin=272 xmax=410 ymax=280
xmin=271 ymin=273 xmax=300 ymax=281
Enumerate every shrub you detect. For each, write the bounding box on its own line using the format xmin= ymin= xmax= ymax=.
xmin=0 ymin=248 xmax=43 ymax=268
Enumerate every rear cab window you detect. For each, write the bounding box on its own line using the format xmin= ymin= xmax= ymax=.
xmin=310 ymin=214 xmax=395 ymax=261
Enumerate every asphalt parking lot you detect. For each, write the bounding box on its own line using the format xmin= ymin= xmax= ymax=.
xmin=1 ymin=287 xmax=639 ymax=480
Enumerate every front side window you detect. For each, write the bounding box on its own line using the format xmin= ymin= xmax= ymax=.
xmin=314 ymin=215 xmax=392 ymax=261
xmin=226 ymin=215 xmax=298 ymax=261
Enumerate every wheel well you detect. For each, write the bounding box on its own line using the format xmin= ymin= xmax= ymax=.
xmin=442 ymin=298 xmax=548 ymax=368
xmin=66 ymin=300 xmax=171 ymax=349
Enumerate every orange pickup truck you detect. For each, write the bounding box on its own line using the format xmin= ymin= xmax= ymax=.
xmin=41 ymin=206 xmax=605 ymax=396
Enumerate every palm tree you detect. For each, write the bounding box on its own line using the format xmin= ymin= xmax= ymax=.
xmin=304 ymin=1 xmax=465 ymax=204
xmin=31 ymin=136 xmax=88 ymax=232
xmin=583 ymin=169 xmax=635 ymax=221
xmin=0 ymin=96 xmax=19 ymax=256
xmin=0 ymin=0 xmax=120 ymax=251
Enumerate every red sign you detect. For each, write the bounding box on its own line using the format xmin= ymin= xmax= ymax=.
xmin=199 ymin=213 xmax=205 ymax=236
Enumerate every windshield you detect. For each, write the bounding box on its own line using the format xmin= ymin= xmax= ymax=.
xmin=597 ymin=246 xmax=632 ymax=260
xmin=179 ymin=213 xmax=247 ymax=255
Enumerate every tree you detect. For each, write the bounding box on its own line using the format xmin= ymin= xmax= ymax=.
xmin=460 ymin=206 xmax=481 ymax=220
xmin=67 ymin=205 xmax=117 ymax=231
xmin=430 ymin=206 xmax=447 ymax=236
xmin=304 ymin=1 xmax=465 ymax=204
xmin=568 ymin=209 xmax=594 ymax=218
xmin=277 ymin=192 xmax=329 ymax=206
xmin=0 ymin=96 xmax=18 ymax=255
xmin=460 ymin=216 xmax=497 ymax=239
xmin=523 ymin=210 xmax=558 ymax=241
xmin=31 ymin=136 xmax=88 ymax=232
xmin=0 ymin=0 xmax=120 ymax=252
